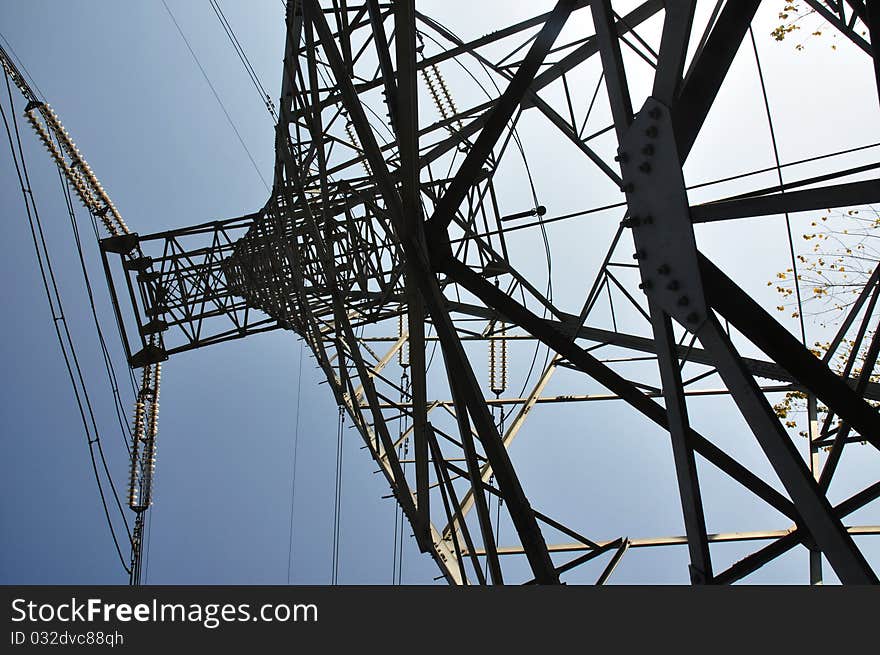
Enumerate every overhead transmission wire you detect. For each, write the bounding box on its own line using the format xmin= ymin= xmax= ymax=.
xmin=749 ymin=27 xmax=808 ymax=345
xmin=45 ymin=109 xmax=137 ymax=404
xmin=303 ymin=38 xmax=416 ymax=585
xmin=35 ymin=88 xmax=138 ymax=428
xmin=48 ymin=136 xmax=138 ymax=402
xmin=160 ymin=0 xmax=270 ymax=192
xmin=53 ymin=153 xmax=133 ymax=455
xmin=749 ymin=27 xmax=821 ymax=499
xmin=415 ymin=32 xmax=525 ymax=566
xmin=1 ymin=71 xmax=132 ymax=574
xmin=440 ymin=28 xmax=556 ymax=434
xmin=282 ymin=55 xmax=354 ymax=578
xmin=391 ymin=441 xmax=406 ymax=584
xmin=0 ymin=39 xmax=160 ymax=584
xmin=286 ymin=340 xmax=304 ymax=584
xmin=0 ymin=29 xmax=46 ymax=101
xmin=411 ymin=28 xmax=556 ymax=566
xmin=392 ymin=317 xmax=410 ymax=585
xmin=208 ymin=0 xmax=278 ymax=123
xmin=417 ymin=28 xmax=555 ymax=425
xmin=279 ymin=33 xmax=384 ymax=586
xmin=459 ymin=141 xmax=880 ymax=242
xmin=331 ymin=405 xmax=345 ymax=585
xmin=142 ymin=509 xmax=154 ymax=583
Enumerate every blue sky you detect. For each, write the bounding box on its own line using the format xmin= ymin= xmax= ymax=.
xmin=1 ymin=1 xmax=878 ymax=585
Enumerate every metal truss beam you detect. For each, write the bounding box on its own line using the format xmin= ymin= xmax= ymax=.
xmin=305 ymin=0 xmax=560 ymax=584
xmin=99 ymin=0 xmax=880 ymax=585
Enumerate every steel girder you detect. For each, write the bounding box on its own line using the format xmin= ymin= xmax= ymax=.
xmin=103 ymin=1 xmax=880 ymax=584
xmin=248 ymin=0 xmax=880 ymax=584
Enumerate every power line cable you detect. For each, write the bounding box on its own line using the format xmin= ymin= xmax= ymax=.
xmin=142 ymin=508 xmax=154 ymax=583
xmin=417 ymin=30 xmax=554 ymax=426
xmin=749 ymin=27 xmax=808 ymax=345
xmin=1 ymin=73 xmax=131 ymax=574
xmin=286 ymin=340 xmax=304 ymax=584
xmin=331 ymin=405 xmax=344 ymax=584
xmin=53 ymin=159 xmax=133 ymax=452
xmin=208 ymin=0 xmax=278 ymax=122
xmin=3 ymin=73 xmax=132 ymax=539
xmin=391 ymin=444 xmax=401 ymax=584
xmin=0 ymin=29 xmax=46 ymax=101
xmin=160 ymin=0 xmax=270 ymax=192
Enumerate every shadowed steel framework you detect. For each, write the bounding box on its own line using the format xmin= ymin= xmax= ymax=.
xmin=99 ymin=0 xmax=880 ymax=585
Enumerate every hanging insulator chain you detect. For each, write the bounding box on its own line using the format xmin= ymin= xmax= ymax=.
xmin=420 ymin=62 xmax=464 ymax=134
xmin=343 ymin=118 xmax=372 ymax=177
xmin=141 ymin=360 xmax=161 ymax=509
xmin=0 ymin=51 xmax=32 ymax=102
xmin=127 ymin=401 xmax=146 ymax=508
xmin=128 ymin=361 xmax=151 ymax=510
xmin=23 ymin=110 xmax=111 ymax=227
xmin=128 ymin=511 xmax=146 ymax=585
xmin=431 ymin=64 xmax=461 ymax=124
xmin=5 ymin=43 xmax=129 ymax=237
xmin=397 ymin=310 xmax=409 ymax=369
xmin=489 ymin=321 xmax=508 ymax=396
xmin=22 ymin=102 xmax=129 ymax=236
xmin=420 ymin=64 xmax=448 ymax=121
xmin=3 ymin=42 xmax=159 ymax=587
xmin=127 ymin=339 xmax=162 ymax=513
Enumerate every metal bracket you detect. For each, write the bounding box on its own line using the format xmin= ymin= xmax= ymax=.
xmin=100 ymin=232 xmax=139 ymax=255
xmin=619 ymin=97 xmax=707 ymax=329
xmin=130 ymin=344 xmax=168 ymax=368
xmin=139 ymin=319 xmax=168 ymax=337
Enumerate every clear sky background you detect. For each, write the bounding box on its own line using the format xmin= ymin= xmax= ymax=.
xmin=1 ymin=1 xmax=878 ymax=585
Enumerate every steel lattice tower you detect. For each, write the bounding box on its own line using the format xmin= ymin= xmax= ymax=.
xmin=99 ymin=0 xmax=880 ymax=585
